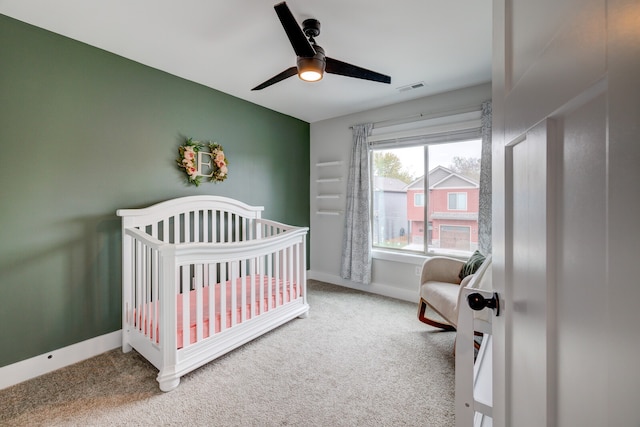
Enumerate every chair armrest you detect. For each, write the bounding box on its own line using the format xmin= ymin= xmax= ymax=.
xmin=455 ymin=273 xmax=476 ymax=310
xmin=420 ymin=256 xmax=464 ymax=286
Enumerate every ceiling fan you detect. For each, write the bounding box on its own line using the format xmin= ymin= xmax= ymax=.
xmin=252 ymin=2 xmax=392 ymax=90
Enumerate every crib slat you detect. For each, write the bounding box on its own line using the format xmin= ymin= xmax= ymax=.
xmin=172 ymin=215 xmax=178 ymax=244
xmin=181 ymin=266 xmax=190 ymax=348
xmin=211 ymin=211 xmax=217 ymax=243
xmin=124 ymin=236 xmax=133 ymax=326
xmin=241 ymin=259 xmax=247 ymax=323
xmin=193 ymin=211 xmax=199 ymax=243
xmin=252 ymin=255 xmax=267 ymax=314
xmin=288 ymin=246 xmax=293 ymax=302
xmin=189 ymin=211 xmax=195 ymax=243
xmin=295 ymin=242 xmax=301 ymax=298
xmin=220 ymin=264 xmax=227 ymax=331
xmin=161 ymin=220 xmax=167 ymax=244
xmin=135 ymin=240 xmax=143 ymax=331
xmin=274 ymin=250 xmax=280 ymax=308
xmin=208 ymin=263 xmax=215 ymax=337
xmin=195 ymin=265 xmax=203 ymax=342
xmin=282 ymin=247 xmax=288 ymax=303
xmin=266 ymin=252 xmax=272 ymax=311
xmin=221 ymin=210 xmax=226 ymax=242
xmin=144 ymin=244 xmax=151 ymax=340
xmin=152 ymin=247 xmax=159 ymax=342
xmin=281 ymin=246 xmax=286 ymax=303
xmin=231 ymin=261 xmax=238 ymax=327
xmin=234 ymin=214 xmax=240 ymax=242
xmin=203 ymin=210 xmax=209 ymax=243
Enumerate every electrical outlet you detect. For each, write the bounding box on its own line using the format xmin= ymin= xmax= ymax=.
xmin=415 ymin=266 xmax=421 ymax=276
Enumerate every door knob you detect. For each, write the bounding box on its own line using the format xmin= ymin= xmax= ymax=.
xmin=467 ymin=292 xmax=500 ymax=316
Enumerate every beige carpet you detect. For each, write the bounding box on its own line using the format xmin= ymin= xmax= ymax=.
xmin=0 ymin=280 xmax=455 ymax=426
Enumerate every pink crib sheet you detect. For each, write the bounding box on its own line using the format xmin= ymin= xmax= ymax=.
xmin=135 ymin=275 xmax=298 ymax=349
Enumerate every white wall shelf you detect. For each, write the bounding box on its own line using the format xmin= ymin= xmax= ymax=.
xmin=315 ymin=160 xmax=343 ymax=215
xmin=315 ymin=161 xmax=343 ymax=167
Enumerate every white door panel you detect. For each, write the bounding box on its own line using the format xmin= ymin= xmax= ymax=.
xmin=507 ymin=122 xmax=553 ymax=426
xmin=554 ymin=88 xmax=607 ymax=427
xmin=492 ymin=0 xmax=640 ymax=425
xmin=504 ymin=0 xmax=606 ymax=144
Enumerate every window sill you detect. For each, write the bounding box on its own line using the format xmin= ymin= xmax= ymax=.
xmin=372 ymin=249 xmax=426 ymax=265
xmin=372 ymin=249 xmax=470 ymax=265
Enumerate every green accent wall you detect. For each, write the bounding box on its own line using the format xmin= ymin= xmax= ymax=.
xmin=0 ymin=15 xmax=310 ymax=367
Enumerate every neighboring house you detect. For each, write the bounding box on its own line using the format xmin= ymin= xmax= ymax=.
xmin=405 ymin=166 xmax=479 ymax=251
xmin=372 ymin=176 xmax=408 ymax=246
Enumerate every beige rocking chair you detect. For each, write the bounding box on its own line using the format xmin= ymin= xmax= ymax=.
xmin=417 ymin=254 xmax=491 ymax=331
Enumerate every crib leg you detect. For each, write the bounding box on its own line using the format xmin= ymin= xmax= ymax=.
xmin=158 ymin=375 xmax=181 ymax=392
xmin=123 ymin=331 xmax=132 ymax=353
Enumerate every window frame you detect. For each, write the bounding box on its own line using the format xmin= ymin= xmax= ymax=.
xmin=368 ymin=109 xmax=483 ymax=259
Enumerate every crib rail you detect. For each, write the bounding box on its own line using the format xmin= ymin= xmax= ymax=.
xmin=121 ymin=224 xmax=308 ymax=356
xmin=117 ymin=195 xmax=265 ymax=245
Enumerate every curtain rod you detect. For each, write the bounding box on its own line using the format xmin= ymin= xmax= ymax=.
xmin=349 ymin=103 xmax=484 ymax=130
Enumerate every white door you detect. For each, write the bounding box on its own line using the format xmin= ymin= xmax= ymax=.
xmin=492 ymin=0 xmax=640 ymax=426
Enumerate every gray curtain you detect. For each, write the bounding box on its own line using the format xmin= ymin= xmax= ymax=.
xmin=341 ymin=123 xmax=374 ymax=284
xmin=478 ymin=100 xmax=492 ymax=254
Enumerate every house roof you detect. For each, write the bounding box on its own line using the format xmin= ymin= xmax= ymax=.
xmin=405 ymin=165 xmax=479 ymax=190
xmin=373 ymin=176 xmax=408 ymax=192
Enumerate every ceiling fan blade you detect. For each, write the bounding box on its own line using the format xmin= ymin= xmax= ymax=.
xmin=274 ymin=2 xmax=316 ymax=58
xmin=326 ymin=57 xmax=391 ymax=84
xmin=252 ymin=67 xmax=298 ymax=91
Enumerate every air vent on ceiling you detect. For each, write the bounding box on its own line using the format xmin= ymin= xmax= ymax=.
xmin=397 ymin=81 xmax=426 ymax=92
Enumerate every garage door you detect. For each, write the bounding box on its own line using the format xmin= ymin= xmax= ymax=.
xmin=440 ymin=225 xmax=470 ymax=251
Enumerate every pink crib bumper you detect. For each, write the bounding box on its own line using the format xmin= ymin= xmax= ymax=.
xmin=132 ymin=275 xmax=298 ymax=349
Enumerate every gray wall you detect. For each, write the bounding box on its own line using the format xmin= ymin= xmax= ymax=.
xmin=309 ymin=84 xmax=491 ymax=301
xmin=0 ymin=15 xmax=309 ymax=367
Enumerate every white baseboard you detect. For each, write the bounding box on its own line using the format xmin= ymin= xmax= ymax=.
xmin=307 ymin=270 xmax=418 ymax=303
xmin=0 ymin=330 xmax=122 ymax=391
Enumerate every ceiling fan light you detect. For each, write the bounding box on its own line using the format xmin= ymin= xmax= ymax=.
xmin=299 ymin=70 xmax=323 ymax=82
xmin=297 ymin=55 xmax=326 ymax=82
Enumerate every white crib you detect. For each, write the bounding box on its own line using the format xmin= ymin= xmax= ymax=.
xmin=117 ymin=195 xmax=309 ymax=391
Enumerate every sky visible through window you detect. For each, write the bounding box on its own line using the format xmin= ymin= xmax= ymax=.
xmin=393 ymin=139 xmax=481 ymax=177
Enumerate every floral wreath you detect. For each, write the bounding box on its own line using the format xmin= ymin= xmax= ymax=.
xmin=177 ymin=138 xmax=229 ymax=186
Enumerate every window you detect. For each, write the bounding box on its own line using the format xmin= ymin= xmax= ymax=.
xmin=371 ymin=139 xmax=481 ymax=257
xmin=448 ymin=192 xmax=468 ymax=210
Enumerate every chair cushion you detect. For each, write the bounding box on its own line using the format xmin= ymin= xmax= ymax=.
xmin=420 ymin=281 xmax=461 ymax=325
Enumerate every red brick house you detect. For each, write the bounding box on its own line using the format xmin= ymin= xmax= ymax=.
xmin=405 ymin=166 xmax=479 ymax=252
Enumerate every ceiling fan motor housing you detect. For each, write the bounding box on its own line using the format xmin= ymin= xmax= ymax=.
xmin=302 ymin=19 xmax=321 ymax=39
xmin=297 ymin=44 xmax=326 ymax=81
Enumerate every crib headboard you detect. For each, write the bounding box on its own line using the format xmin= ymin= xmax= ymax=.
xmin=117 ymin=195 xmax=265 ymax=244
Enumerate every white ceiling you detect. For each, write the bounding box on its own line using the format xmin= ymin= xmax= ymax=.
xmin=1 ymin=0 xmax=492 ymax=123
